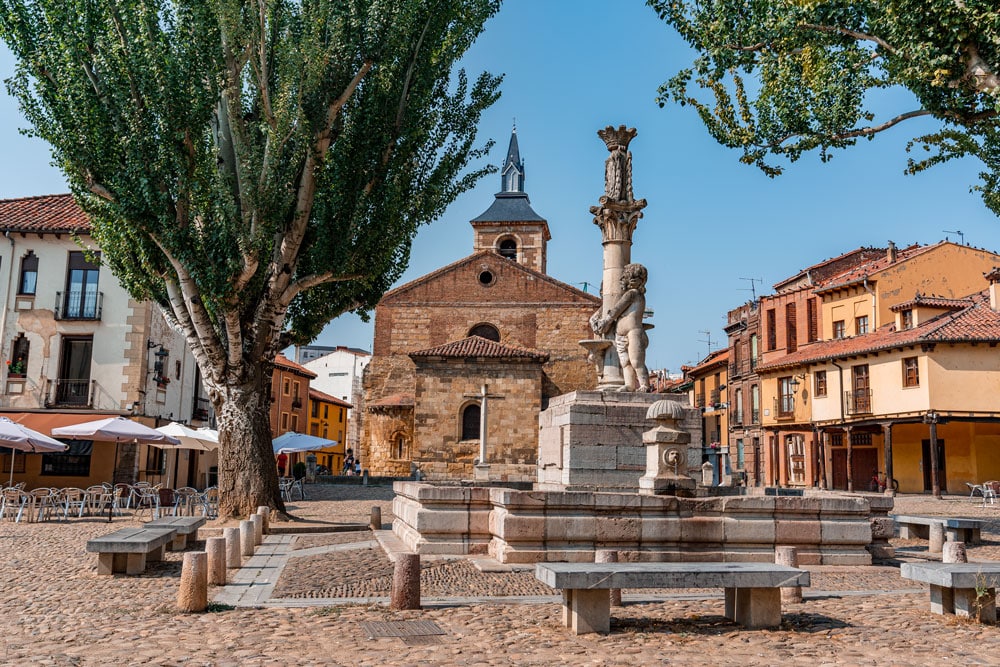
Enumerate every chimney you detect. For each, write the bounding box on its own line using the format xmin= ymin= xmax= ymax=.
xmin=887 ymin=241 xmax=897 ymax=264
xmin=986 ymin=268 xmax=1000 ymax=311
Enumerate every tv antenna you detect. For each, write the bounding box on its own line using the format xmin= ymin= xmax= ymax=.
xmin=739 ymin=277 xmax=763 ymax=301
xmin=943 ymin=229 xmax=965 ymax=245
xmin=698 ymin=330 xmax=716 ymax=357
xmin=576 ymin=281 xmax=598 ymax=294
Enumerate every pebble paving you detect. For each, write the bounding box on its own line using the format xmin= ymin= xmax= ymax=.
xmin=0 ymin=485 xmax=998 ymax=665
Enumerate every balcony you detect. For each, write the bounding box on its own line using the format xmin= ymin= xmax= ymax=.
xmin=45 ymin=379 xmax=95 ymax=408
xmin=845 ymin=388 xmax=873 ymax=415
xmin=695 ymin=394 xmax=706 ymax=408
xmin=55 ymin=290 xmax=103 ymax=320
xmin=292 ymin=397 xmax=303 ymax=409
xmin=710 ymin=389 xmax=721 ymax=405
xmin=773 ymin=396 xmax=795 ymax=420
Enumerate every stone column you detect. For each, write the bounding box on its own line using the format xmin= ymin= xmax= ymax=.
xmin=206 ymin=537 xmax=227 ymax=585
xmin=391 ymin=553 xmax=421 ymax=610
xmin=239 ymin=519 xmax=255 ymax=557
xmin=256 ymin=506 xmax=270 ymax=534
xmin=371 ymin=506 xmax=382 ymax=531
xmin=250 ymin=514 xmax=263 ymax=546
xmin=775 ymin=546 xmax=802 ymax=604
xmin=928 ymin=522 xmax=945 ymax=554
xmin=595 ymin=550 xmax=622 ymax=607
xmin=943 ymin=541 xmax=968 ymax=563
xmin=224 ymin=527 xmax=241 ymax=569
xmin=881 ymin=422 xmax=895 ymax=496
xmin=177 ymin=552 xmax=208 ymax=612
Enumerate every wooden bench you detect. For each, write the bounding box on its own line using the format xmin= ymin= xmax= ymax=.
xmin=901 ymin=562 xmax=1000 ymax=623
xmin=86 ymin=527 xmax=178 ymax=575
xmin=893 ymin=514 xmax=984 ymax=545
xmin=144 ymin=516 xmax=206 ymax=550
xmin=534 ymin=562 xmax=810 ymax=634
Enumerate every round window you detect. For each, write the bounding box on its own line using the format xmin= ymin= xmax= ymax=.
xmin=478 ymin=270 xmax=495 ymax=286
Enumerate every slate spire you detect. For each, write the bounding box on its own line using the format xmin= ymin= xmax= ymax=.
xmin=501 ymin=124 xmax=524 ymax=193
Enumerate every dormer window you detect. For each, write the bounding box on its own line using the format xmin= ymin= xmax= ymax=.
xmin=902 ymin=309 xmax=913 ymax=330
xmin=499 ymin=238 xmax=517 ymax=261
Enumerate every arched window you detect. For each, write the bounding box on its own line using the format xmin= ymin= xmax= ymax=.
xmin=468 ymin=323 xmax=500 ymax=342
xmin=394 ymin=433 xmax=407 ymax=459
xmin=461 ymin=403 xmax=481 ymax=440
xmin=498 ymin=238 xmax=517 ymax=260
xmin=9 ymin=334 xmax=29 ymax=377
xmin=18 ymin=251 xmax=38 ymax=295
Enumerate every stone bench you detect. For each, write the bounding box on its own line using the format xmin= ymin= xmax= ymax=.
xmin=534 ymin=562 xmax=810 ymax=634
xmin=900 ymin=562 xmax=1000 ymax=623
xmin=86 ymin=526 xmax=178 ymax=575
xmin=144 ymin=516 xmax=206 ymax=550
xmin=892 ymin=515 xmax=984 ymax=545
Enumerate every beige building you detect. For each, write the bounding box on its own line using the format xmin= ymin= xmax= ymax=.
xmin=362 ymin=130 xmax=599 ymax=481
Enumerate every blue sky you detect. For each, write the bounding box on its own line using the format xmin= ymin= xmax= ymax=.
xmin=1 ymin=0 xmax=998 ymax=373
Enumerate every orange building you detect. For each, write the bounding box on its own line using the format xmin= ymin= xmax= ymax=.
xmin=270 ymin=353 xmax=316 ymax=438
xmin=307 ymin=387 xmax=352 ymax=473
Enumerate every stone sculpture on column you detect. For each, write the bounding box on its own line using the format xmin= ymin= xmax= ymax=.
xmin=580 ymin=125 xmax=650 ymax=391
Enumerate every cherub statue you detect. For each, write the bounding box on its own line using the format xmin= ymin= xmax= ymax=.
xmin=590 ymin=263 xmax=650 ymax=391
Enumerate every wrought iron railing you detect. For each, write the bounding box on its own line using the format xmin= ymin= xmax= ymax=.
xmin=845 ymin=388 xmax=873 ymax=415
xmin=54 ymin=290 xmax=103 ymax=320
xmin=45 ymin=378 xmax=94 ymax=407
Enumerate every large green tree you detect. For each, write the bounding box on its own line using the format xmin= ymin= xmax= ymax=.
xmin=0 ymin=0 xmax=501 ymax=516
xmin=649 ymin=0 xmax=1000 ymax=214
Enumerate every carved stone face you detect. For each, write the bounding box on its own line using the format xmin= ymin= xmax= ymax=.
xmin=664 ymin=449 xmax=680 ymax=467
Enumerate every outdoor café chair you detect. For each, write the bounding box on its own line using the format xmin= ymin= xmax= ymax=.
xmin=173 ymin=487 xmax=199 ymax=516
xmin=967 ymin=482 xmax=985 ymax=499
xmin=0 ymin=488 xmax=26 ymax=522
xmin=984 ymin=481 xmax=1000 ymax=506
xmin=26 ymin=488 xmax=58 ymax=522
xmin=84 ymin=485 xmax=109 ymax=515
xmin=58 ymin=487 xmax=87 ymax=520
xmin=199 ymin=486 xmax=219 ymax=518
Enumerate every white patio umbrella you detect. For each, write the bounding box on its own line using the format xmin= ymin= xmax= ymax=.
xmin=272 ymin=431 xmax=336 ymax=454
xmin=0 ymin=416 xmax=68 ymax=486
xmin=153 ymin=422 xmax=218 ymax=451
xmin=52 ymin=416 xmax=180 ymax=522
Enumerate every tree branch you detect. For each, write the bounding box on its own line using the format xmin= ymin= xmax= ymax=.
xmin=764 ymin=109 xmax=933 ymax=148
xmin=277 ymin=272 xmax=364 ymax=308
xmin=797 ymin=23 xmax=899 ymax=56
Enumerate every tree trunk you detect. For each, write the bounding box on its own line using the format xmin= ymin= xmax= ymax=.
xmin=216 ymin=375 xmax=285 ymax=518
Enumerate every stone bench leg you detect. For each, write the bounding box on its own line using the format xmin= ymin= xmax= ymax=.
xmin=725 ymin=587 xmax=782 ymax=629
xmin=125 ymin=552 xmax=147 ymax=575
xmin=564 ymin=588 xmax=611 ymax=634
xmin=148 ymin=545 xmax=166 ymax=563
xmin=96 ymin=553 xmax=115 ymax=575
xmin=170 ymin=534 xmax=188 ymax=551
xmin=931 ymin=585 xmax=997 ymax=622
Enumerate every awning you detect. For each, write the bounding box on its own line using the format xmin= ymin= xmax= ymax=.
xmin=0 ymin=412 xmax=123 ymax=437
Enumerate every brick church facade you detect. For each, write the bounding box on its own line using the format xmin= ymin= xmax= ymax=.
xmin=361 ymin=130 xmax=600 ymax=481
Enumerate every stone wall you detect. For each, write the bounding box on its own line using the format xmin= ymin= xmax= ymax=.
xmin=393 ymin=482 xmax=884 ymax=566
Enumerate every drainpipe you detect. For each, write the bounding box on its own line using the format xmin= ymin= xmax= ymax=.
xmin=862 ymin=277 xmax=876 ymax=330
xmin=0 ymin=231 xmax=16 ymax=381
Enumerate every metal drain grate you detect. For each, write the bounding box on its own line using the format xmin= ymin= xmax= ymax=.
xmin=361 ymin=620 xmax=446 ymax=639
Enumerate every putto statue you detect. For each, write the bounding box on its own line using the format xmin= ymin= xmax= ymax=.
xmin=590 ymin=263 xmax=650 ymax=392
xmin=580 ymin=125 xmax=650 ymax=392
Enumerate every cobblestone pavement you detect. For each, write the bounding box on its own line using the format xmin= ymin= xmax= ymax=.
xmin=1 ymin=486 xmax=998 ymax=666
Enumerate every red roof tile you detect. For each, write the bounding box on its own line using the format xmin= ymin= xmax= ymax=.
xmin=0 ymin=194 xmax=89 ymax=233
xmin=757 ymin=291 xmax=1000 ymax=372
xmin=308 ymin=387 xmax=352 ymax=408
xmin=889 ymin=295 xmax=968 ymax=312
xmin=409 ymin=336 xmax=549 ymax=362
xmin=814 ymin=243 xmax=936 ymax=294
xmin=275 ymin=353 xmax=318 ymax=378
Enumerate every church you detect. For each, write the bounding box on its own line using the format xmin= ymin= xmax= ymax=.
xmin=361 ymin=129 xmax=600 ymax=482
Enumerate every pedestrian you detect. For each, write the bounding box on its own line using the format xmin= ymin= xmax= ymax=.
xmin=342 ymin=448 xmax=354 ymax=476
xmin=354 ymin=458 xmax=361 ymax=476
xmin=276 ymin=451 xmax=288 ymax=478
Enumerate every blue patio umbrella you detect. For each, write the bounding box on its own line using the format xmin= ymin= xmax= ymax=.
xmin=272 ymin=432 xmax=337 ymax=454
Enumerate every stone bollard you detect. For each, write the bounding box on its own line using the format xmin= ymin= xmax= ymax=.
xmin=595 ymin=549 xmax=622 ymax=607
xmin=256 ymin=506 xmax=270 ymax=535
xmin=775 ymin=546 xmax=802 ymax=604
xmin=370 ymin=506 xmax=382 ymax=531
xmin=928 ymin=522 xmax=945 ymax=554
xmin=206 ymin=537 xmax=227 ymax=585
xmin=250 ymin=514 xmax=263 ymax=546
xmin=390 ymin=553 xmax=421 ymax=610
xmin=224 ymin=527 xmax=242 ymax=569
xmin=177 ymin=551 xmax=208 ymax=612
xmin=240 ymin=519 xmax=255 ymax=557
xmin=943 ymin=541 xmax=968 ymax=563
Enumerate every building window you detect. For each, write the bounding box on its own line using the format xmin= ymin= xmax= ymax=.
xmin=145 ymin=447 xmax=165 ymax=475
xmin=903 ymin=357 xmax=919 ymax=387
xmin=1 ymin=450 xmax=25 ymax=474
xmin=468 ymin=323 xmax=500 ymax=342
xmin=323 ymin=405 xmax=329 ymax=419
xmin=293 ymin=381 xmax=300 ymax=400
xmin=785 ymin=303 xmax=797 ymax=352
xmin=9 ymin=333 xmax=29 ymax=377
xmin=807 ymin=298 xmax=818 ymax=343
xmin=814 ymin=370 xmax=827 ymax=397
xmin=280 ymin=412 xmax=289 ymax=430
xmin=56 ymin=336 xmax=93 ymax=406
xmin=311 ymin=401 xmax=319 ymax=418
xmin=750 ymin=334 xmax=758 ymax=369
xmin=751 ymin=384 xmax=760 ymax=424
xmin=290 ymin=414 xmax=299 ymax=431
xmin=394 ymin=434 xmax=407 ymax=459
xmin=736 ymin=439 xmax=745 ymax=469
xmin=282 ymin=378 xmax=290 ymax=395
xmin=855 ymin=315 xmax=869 ymax=335
xmin=310 ymin=423 xmax=319 ymax=436
xmin=734 ymin=387 xmax=743 ymax=424
xmin=498 ymin=238 xmax=517 ymax=261
xmin=461 ymin=403 xmax=481 ymax=440
xmin=41 ymin=440 xmax=92 ymax=476
xmin=338 ymin=410 xmax=343 ymax=423
xmin=766 ymin=309 xmax=776 ymax=351
xmin=902 ymin=309 xmax=913 ymax=329
xmin=778 ymin=377 xmax=795 ymax=416
xmin=833 ymin=320 xmax=846 ymax=339
xmin=64 ymin=251 xmax=101 ymax=318
xmin=18 ymin=251 xmax=38 ymax=295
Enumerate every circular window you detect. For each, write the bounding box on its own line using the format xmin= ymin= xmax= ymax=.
xmin=468 ymin=323 xmax=500 ymax=342
xmin=478 ymin=270 xmax=495 ymax=286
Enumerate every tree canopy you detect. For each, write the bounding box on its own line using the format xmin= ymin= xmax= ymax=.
xmin=0 ymin=0 xmax=501 ymax=515
xmin=648 ymin=0 xmax=1000 ymax=214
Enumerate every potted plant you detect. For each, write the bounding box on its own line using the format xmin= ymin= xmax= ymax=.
xmin=6 ymin=359 xmax=25 ymax=377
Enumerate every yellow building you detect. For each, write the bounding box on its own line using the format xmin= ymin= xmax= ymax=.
xmin=307 ymin=388 xmax=352 ymax=473
xmin=758 ymin=261 xmax=1000 ymax=494
xmin=682 ymin=349 xmax=730 ymax=482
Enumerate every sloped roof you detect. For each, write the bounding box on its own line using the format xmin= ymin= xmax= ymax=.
xmin=813 ymin=243 xmax=938 ymax=294
xmin=772 ymin=246 xmax=887 ymax=291
xmin=889 ymin=295 xmax=968 ymax=312
xmin=470 ymin=191 xmax=546 ymax=223
xmin=686 ymin=348 xmax=729 ymax=376
xmin=379 ymin=249 xmax=599 ymax=304
xmin=275 ymin=353 xmax=318 ymax=378
xmin=308 ymin=387 xmax=352 ymax=408
xmin=0 ymin=194 xmax=90 ymax=234
xmin=409 ymin=335 xmax=549 ymax=362
xmin=757 ymin=291 xmax=1000 ymax=372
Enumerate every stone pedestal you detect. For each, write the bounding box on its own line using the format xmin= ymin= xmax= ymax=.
xmin=538 ymin=391 xmax=699 ymax=492
xmin=638 ymin=399 xmax=696 ymax=496
xmin=177 ymin=552 xmax=208 ymax=613
xmin=473 ymin=463 xmax=491 ymax=482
